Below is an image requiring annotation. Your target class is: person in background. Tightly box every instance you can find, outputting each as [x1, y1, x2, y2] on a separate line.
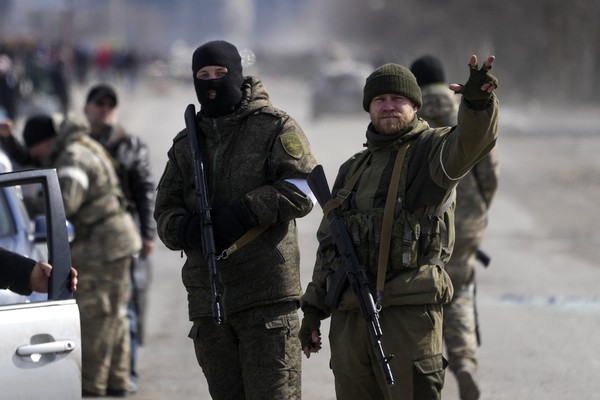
[154, 40, 317, 399]
[0, 54, 19, 122]
[411, 55, 500, 400]
[300, 55, 499, 399]
[0, 247, 78, 295]
[83, 83, 156, 393]
[0, 83, 156, 394]
[18, 114, 141, 398]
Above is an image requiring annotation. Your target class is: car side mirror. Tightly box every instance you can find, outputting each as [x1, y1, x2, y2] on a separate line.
[33, 215, 75, 243]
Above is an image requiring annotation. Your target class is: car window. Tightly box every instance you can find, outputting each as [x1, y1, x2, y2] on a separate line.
[0, 188, 17, 236]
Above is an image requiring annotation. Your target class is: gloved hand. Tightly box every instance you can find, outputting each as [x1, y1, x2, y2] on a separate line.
[179, 213, 203, 250]
[299, 309, 322, 358]
[452, 55, 498, 108]
[211, 199, 254, 253]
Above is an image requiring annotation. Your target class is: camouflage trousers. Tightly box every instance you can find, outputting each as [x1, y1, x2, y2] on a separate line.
[330, 304, 447, 400]
[443, 236, 481, 371]
[75, 256, 132, 395]
[443, 285, 477, 371]
[189, 301, 301, 400]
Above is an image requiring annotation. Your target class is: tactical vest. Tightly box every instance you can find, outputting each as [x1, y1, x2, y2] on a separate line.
[325, 129, 455, 283]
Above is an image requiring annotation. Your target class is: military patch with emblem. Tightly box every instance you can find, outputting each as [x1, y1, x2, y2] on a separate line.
[279, 132, 305, 159]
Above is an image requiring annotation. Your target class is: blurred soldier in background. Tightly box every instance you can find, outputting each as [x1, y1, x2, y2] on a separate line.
[411, 55, 500, 400]
[154, 40, 317, 399]
[0, 54, 19, 122]
[17, 114, 141, 397]
[0, 84, 155, 394]
[83, 83, 156, 393]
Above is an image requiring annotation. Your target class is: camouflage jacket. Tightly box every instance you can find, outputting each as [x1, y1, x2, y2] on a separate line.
[301, 94, 499, 316]
[154, 76, 317, 320]
[453, 149, 499, 240]
[418, 83, 459, 127]
[40, 120, 141, 264]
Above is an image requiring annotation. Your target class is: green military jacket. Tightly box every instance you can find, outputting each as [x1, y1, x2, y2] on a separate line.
[418, 83, 500, 240]
[39, 119, 141, 265]
[301, 94, 499, 316]
[154, 76, 317, 320]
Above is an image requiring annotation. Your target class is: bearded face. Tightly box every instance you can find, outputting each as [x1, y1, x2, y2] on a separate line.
[368, 94, 417, 135]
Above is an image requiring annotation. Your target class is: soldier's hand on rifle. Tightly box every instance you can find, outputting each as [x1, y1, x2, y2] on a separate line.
[211, 200, 253, 252]
[299, 310, 322, 358]
[179, 213, 203, 250]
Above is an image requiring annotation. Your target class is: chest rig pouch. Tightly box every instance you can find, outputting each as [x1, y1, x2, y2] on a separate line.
[322, 132, 455, 307]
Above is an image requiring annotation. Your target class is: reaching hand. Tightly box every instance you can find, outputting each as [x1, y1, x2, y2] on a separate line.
[0, 119, 13, 138]
[29, 262, 78, 293]
[29, 261, 52, 293]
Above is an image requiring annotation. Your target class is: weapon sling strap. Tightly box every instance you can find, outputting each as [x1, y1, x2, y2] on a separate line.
[217, 226, 266, 260]
[216, 113, 289, 260]
[376, 142, 410, 307]
[322, 153, 372, 217]
[319, 142, 410, 306]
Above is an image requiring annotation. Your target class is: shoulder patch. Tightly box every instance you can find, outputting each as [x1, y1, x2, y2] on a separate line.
[279, 132, 305, 159]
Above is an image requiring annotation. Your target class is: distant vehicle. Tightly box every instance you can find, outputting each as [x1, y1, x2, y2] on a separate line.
[310, 59, 372, 120]
[0, 168, 81, 399]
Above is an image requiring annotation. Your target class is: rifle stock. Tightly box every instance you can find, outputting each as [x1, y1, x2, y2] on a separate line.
[184, 104, 224, 325]
[307, 165, 394, 386]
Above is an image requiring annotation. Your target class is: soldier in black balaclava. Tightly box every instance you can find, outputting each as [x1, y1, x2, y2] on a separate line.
[191, 40, 245, 117]
[155, 40, 318, 399]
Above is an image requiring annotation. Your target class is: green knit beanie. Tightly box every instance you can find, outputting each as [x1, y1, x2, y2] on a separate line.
[363, 63, 422, 111]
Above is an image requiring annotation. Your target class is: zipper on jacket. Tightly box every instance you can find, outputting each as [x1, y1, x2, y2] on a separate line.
[209, 118, 221, 202]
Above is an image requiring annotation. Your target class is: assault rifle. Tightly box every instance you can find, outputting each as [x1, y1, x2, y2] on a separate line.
[184, 104, 224, 325]
[307, 165, 395, 386]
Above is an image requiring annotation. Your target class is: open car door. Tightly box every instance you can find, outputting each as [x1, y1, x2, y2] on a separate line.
[0, 169, 81, 399]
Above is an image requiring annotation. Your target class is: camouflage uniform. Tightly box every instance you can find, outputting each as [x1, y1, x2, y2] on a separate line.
[301, 91, 499, 399]
[154, 76, 317, 399]
[419, 83, 499, 400]
[38, 119, 141, 396]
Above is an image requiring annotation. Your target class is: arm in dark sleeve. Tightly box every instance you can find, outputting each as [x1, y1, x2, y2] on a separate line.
[154, 147, 188, 251]
[0, 248, 36, 295]
[128, 137, 157, 240]
[0, 134, 33, 166]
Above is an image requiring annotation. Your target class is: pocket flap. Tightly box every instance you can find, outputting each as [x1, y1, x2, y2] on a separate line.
[413, 354, 448, 375]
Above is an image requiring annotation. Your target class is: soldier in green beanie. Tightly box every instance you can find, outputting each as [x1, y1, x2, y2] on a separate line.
[300, 55, 499, 399]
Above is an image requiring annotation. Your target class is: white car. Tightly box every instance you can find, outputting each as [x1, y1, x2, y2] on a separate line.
[0, 169, 81, 399]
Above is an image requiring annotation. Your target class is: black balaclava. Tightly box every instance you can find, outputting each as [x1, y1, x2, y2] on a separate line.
[409, 55, 446, 87]
[192, 40, 244, 118]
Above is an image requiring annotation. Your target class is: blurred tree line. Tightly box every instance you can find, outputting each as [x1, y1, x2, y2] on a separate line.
[317, 0, 600, 105]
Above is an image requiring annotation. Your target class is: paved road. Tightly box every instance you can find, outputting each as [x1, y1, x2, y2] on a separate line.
[76, 77, 600, 399]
